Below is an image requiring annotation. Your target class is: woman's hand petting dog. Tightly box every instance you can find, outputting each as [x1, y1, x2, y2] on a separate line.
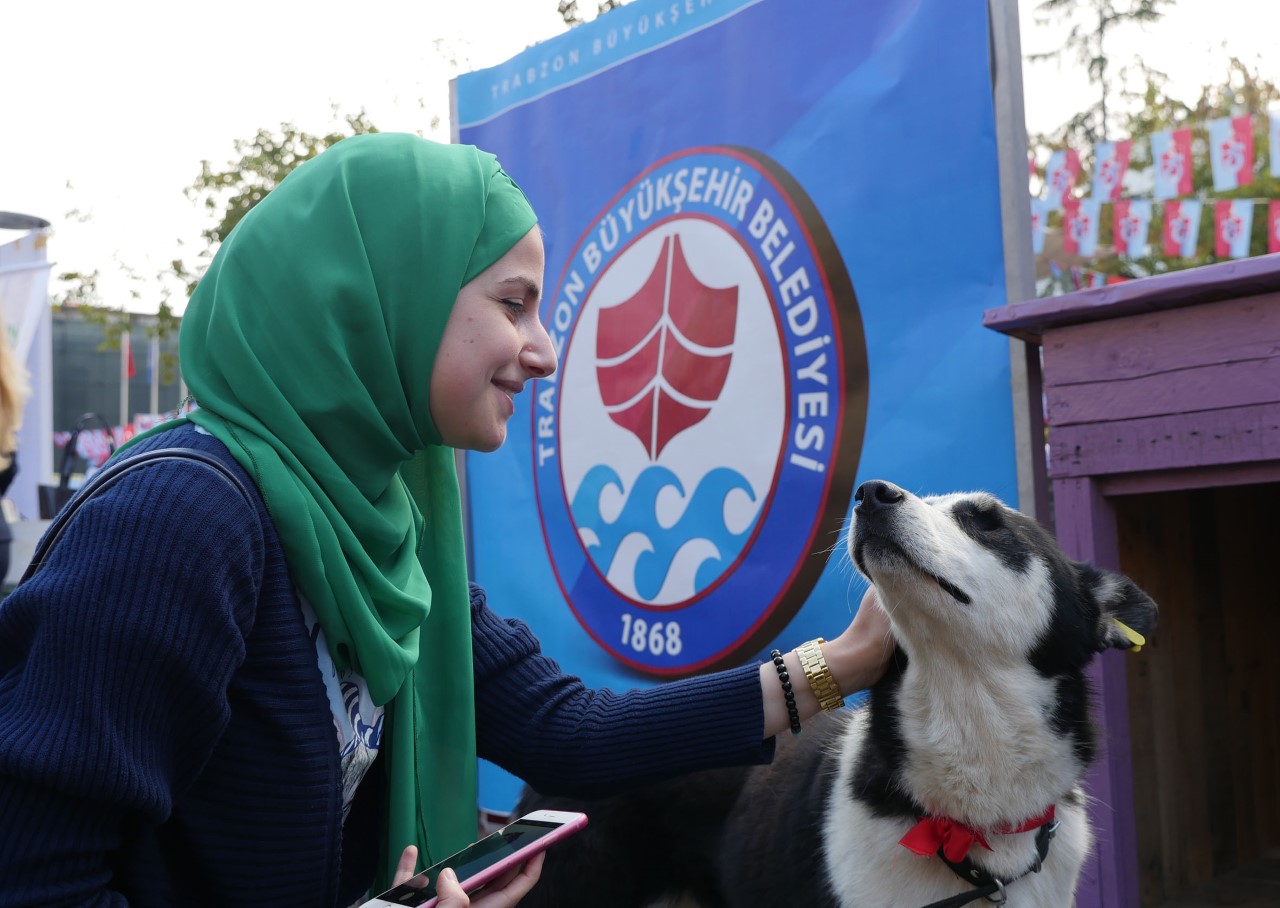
[825, 586, 895, 696]
[759, 587, 895, 738]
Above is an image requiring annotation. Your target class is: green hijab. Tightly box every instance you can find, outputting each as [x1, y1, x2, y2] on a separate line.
[164, 133, 536, 885]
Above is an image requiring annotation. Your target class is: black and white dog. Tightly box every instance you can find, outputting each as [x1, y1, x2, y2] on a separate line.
[517, 480, 1158, 907]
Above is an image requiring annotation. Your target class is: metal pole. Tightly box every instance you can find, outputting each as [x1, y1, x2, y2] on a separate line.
[149, 332, 160, 415]
[989, 0, 1050, 523]
[119, 326, 130, 433]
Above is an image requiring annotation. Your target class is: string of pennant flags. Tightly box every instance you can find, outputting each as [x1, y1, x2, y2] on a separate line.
[1046, 262, 1130, 292]
[1031, 106, 1280, 262]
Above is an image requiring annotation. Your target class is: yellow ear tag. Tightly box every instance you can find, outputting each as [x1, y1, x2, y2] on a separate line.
[1112, 618, 1145, 653]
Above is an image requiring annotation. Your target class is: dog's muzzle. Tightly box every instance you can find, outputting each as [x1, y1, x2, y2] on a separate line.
[850, 480, 971, 605]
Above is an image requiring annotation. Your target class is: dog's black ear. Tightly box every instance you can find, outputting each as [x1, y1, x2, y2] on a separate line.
[1084, 566, 1159, 653]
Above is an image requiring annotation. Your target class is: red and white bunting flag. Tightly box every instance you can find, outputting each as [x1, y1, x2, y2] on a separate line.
[1269, 104, 1280, 178]
[1268, 201, 1280, 254]
[1162, 199, 1203, 259]
[1113, 199, 1153, 257]
[1042, 149, 1080, 211]
[1061, 198, 1079, 254]
[1092, 139, 1132, 202]
[1063, 198, 1101, 257]
[1207, 115, 1254, 191]
[1030, 198, 1048, 254]
[1151, 128, 1193, 200]
[1214, 200, 1254, 259]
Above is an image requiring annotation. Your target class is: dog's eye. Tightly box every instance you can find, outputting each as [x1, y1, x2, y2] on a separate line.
[958, 504, 1003, 532]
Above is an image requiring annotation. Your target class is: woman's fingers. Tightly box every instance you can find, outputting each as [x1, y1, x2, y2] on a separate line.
[393, 845, 419, 886]
[396, 846, 547, 907]
[434, 867, 471, 907]
[471, 851, 546, 907]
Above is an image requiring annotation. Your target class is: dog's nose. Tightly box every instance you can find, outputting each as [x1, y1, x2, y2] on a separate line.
[854, 480, 905, 513]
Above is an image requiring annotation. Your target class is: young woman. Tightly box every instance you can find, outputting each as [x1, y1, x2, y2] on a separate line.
[0, 134, 891, 907]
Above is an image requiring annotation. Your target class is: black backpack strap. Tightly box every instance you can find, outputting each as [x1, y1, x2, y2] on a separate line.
[21, 446, 255, 585]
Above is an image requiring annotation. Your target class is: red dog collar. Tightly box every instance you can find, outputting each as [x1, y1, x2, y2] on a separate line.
[900, 805, 1057, 862]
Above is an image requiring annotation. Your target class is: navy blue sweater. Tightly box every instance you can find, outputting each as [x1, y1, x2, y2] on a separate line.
[0, 425, 771, 906]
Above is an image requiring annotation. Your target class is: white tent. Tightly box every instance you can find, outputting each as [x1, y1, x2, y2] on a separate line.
[0, 228, 54, 524]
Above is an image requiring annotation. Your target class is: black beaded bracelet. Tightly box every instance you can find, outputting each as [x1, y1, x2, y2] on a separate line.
[770, 648, 802, 736]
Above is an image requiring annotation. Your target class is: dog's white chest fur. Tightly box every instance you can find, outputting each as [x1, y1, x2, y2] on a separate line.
[895, 654, 1079, 825]
[822, 711, 1090, 907]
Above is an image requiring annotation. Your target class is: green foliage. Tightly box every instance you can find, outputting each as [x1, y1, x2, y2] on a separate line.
[52, 269, 103, 311]
[53, 268, 129, 352]
[148, 279, 183, 385]
[53, 268, 182, 385]
[1114, 59, 1279, 276]
[50, 200, 185, 381]
[559, 0, 582, 24]
[153, 108, 381, 365]
[53, 107, 388, 389]
[1028, 0, 1175, 144]
[56, 103, 406, 384]
[1034, 58, 1279, 287]
[185, 109, 379, 251]
[560, 0, 626, 27]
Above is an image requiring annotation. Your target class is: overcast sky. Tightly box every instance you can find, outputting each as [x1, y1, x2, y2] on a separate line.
[3, 0, 1275, 312]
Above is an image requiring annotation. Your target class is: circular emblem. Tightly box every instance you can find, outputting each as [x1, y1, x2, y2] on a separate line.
[534, 146, 867, 675]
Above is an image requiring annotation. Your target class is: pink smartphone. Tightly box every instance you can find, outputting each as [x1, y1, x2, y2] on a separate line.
[364, 809, 588, 908]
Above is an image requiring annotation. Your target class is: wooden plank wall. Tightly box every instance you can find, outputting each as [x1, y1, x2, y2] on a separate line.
[1041, 294, 1280, 481]
[1115, 483, 1280, 907]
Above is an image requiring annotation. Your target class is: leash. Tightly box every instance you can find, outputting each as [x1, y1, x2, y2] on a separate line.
[916, 818, 1059, 908]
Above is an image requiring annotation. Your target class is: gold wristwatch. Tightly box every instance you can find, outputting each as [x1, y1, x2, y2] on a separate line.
[796, 638, 844, 712]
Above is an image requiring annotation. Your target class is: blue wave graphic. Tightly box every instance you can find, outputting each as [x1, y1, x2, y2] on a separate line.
[571, 464, 758, 601]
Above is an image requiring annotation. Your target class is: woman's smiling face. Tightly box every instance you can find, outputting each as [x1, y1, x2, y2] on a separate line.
[429, 226, 557, 452]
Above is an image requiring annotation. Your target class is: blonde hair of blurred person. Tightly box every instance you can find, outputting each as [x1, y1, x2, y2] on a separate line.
[0, 327, 29, 477]
[0, 326, 29, 584]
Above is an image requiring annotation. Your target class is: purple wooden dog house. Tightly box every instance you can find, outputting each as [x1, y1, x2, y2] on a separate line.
[985, 254, 1280, 907]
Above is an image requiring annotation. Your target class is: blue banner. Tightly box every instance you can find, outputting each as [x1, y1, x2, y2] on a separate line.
[457, 0, 1014, 814]
[455, 0, 763, 127]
